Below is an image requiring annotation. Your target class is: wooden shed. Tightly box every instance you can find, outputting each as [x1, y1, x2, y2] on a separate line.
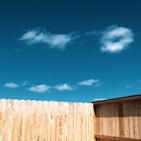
[92, 94, 141, 141]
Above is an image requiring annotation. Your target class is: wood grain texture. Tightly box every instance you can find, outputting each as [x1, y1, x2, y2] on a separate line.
[94, 98, 141, 140]
[1, 95, 141, 141]
[0, 99, 94, 141]
[95, 134, 141, 141]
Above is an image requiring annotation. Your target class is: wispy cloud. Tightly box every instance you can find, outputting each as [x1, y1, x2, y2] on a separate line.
[125, 80, 141, 89]
[21, 80, 29, 86]
[55, 83, 75, 91]
[29, 84, 51, 93]
[93, 98, 106, 101]
[78, 79, 99, 86]
[4, 82, 19, 88]
[15, 48, 21, 53]
[85, 30, 101, 36]
[20, 28, 78, 50]
[94, 81, 104, 87]
[125, 85, 132, 89]
[100, 25, 134, 53]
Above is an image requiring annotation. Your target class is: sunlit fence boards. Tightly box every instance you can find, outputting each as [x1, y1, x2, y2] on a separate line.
[93, 94, 141, 141]
[1, 94, 141, 141]
[0, 99, 95, 141]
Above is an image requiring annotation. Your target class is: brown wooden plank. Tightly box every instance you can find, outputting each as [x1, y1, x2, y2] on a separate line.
[95, 105, 100, 135]
[137, 100, 141, 139]
[118, 103, 124, 137]
[82, 103, 86, 141]
[5, 100, 13, 141]
[89, 103, 95, 141]
[101, 104, 107, 135]
[19, 100, 25, 141]
[68, 103, 74, 141]
[57, 102, 64, 141]
[122, 102, 129, 138]
[25, 100, 32, 141]
[129, 101, 134, 139]
[43, 101, 49, 141]
[53, 101, 58, 141]
[77, 103, 83, 141]
[12, 100, 20, 141]
[39, 101, 44, 141]
[0, 99, 6, 140]
[73, 103, 77, 141]
[48, 101, 54, 141]
[75, 103, 80, 141]
[92, 104, 96, 141]
[64, 102, 69, 141]
[88, 103, 91, 141]
[51, 102, 55, 141]
[31, 100, 36, 140]
[113, 103, 119, 137]
[81, 103, 85, 141]
[84, 103, 89, 141]
[62, 102, 68, 141]
[46, 101, 51, 141]
[134, 100, 140, 139]
[95, 134, 141, 141]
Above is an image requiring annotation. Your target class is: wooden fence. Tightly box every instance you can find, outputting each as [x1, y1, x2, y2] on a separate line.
[1, 94, 141, 141]
[0, 99, 95, 141]
[93, 94, 141, 141]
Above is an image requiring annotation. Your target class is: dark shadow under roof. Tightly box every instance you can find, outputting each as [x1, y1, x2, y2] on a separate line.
[92, 94, 141, 105]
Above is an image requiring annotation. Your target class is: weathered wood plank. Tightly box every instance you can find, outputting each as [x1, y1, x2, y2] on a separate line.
[68, 103, 74, 141]
[94, 96, 141, 140]
[95, 134, 141, 141]
[1, 95, 141, 141]
[0, 100, 94, 141]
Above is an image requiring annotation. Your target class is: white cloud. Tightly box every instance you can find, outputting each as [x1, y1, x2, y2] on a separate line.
[4, 82, 19, 88]
[93, 98, 106, 101]
[55, 83, 75, 91]
[20, 28, 77, 50]
[78, 79, 99, 86]
[29, 84, 51, 93]
[100, 25, 134, 53]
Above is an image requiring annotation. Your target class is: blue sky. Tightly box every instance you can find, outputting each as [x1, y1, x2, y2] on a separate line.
[0, 0, 141, 102]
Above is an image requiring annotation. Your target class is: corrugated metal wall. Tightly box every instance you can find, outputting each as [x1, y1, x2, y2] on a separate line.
[0, 99, 95, 141]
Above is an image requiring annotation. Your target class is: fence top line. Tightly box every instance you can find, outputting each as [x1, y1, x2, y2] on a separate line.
[0, 98, 91, 104]
[92, 94, 141, 105]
